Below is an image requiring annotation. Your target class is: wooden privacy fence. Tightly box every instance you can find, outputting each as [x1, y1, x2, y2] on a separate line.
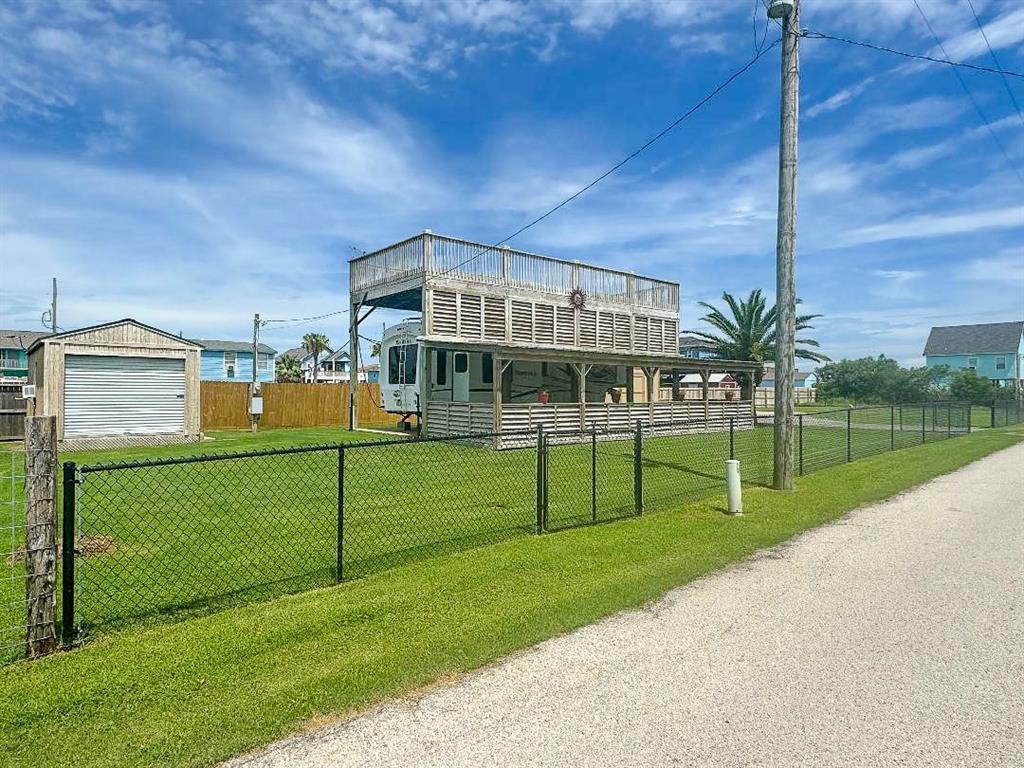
[0, 389, 28, 440]
[200, 382, 398, 431]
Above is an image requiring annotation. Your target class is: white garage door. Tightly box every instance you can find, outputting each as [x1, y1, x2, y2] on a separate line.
[64, 355, 186, 438]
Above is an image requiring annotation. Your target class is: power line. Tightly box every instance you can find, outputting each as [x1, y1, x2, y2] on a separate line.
[908, 0, 1023, 183]
[800, 29, 1024, 78]
[964, 0, 1024, 128]
[261, 309, 349, 330]
[406, 37, 781, 285]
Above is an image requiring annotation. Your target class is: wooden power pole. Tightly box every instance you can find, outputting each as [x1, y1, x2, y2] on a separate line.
[251, 313, 260, 433]
[772, 0, 799, 490]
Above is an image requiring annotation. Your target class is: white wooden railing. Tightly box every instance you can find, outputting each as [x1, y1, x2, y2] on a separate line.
[350, 233, 680, 311]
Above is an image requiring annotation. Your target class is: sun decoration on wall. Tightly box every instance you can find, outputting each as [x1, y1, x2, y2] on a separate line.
[568, 287, 588, 311]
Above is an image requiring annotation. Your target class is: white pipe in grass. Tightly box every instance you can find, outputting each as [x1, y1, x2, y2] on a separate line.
[726, 459, 743, 515]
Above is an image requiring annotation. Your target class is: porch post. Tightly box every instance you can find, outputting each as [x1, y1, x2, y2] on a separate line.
[644, 366, 656, 424]
[348, 298, 360, 431]
[493, 353, 503, 448]
[575, 363, 588, 433]
[701, 369, 710, 424]
[423, 344, 433, 436]
[671, 369, 681, 401]
[626, 366, 635, 404]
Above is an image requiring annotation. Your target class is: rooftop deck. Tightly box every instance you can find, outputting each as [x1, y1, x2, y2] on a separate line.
[349, 232, 680, 312]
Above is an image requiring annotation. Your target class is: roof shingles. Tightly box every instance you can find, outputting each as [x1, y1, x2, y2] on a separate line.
[922, 321, 1024, 356]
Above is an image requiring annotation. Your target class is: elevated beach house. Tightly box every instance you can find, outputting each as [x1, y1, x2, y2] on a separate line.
[923, 321, 1024, 391]
[348, 231, 760, 444]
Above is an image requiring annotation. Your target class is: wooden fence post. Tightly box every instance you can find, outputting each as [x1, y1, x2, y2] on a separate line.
[25, 416, 58, 659]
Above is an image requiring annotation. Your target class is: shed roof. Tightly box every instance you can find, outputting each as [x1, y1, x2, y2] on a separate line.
[0, 329, 48, 350]
[27, 318, 202, 353]
[194, 339, 277, 354]
[922, 321, 1023, 356]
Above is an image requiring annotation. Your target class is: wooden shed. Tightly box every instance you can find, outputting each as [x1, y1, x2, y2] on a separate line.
[27, 319, 201, 448]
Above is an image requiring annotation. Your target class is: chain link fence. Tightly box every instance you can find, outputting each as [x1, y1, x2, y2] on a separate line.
[53, 400, 986, 649]
[2, 448, 26, 665]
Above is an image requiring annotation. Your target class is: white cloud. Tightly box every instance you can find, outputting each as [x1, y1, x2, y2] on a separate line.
[839, 206, 1024, 246]
[957, 250, 1024, 283]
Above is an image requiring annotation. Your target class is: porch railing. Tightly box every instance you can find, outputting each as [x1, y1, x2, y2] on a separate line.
[350, 233, 680, 311]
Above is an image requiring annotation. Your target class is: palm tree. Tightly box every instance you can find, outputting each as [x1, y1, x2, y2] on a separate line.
[274, 354, 303, 383]
[302, 332, 330, 384]
[685, 289, 829, 399]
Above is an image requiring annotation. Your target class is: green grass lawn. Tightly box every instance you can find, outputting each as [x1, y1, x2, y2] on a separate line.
[0, 415, 978, 661]
[1, 426, 1019, 768]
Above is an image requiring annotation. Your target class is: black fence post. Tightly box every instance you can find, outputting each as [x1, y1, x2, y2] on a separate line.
[729, 417, 735, 460]
[967, 404, 972, 433]
[633, 422, 643, 516]
[890, 405, 895, 451]
[990, 400, 996, 428]
[535, 425, 545, 534]
[922, 405, 926, 444]
[947, 404, 951, 438]
[798, 414, 804, 476]
[591, 427, 597, 523]
[846, 408, 852, 463]
[61, 461, 76, 649]
[336, 447, 345, 583]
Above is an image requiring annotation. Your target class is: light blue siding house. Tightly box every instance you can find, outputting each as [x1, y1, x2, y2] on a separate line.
[195, 339, 277, 383]
[678, 334, 717, 360]
[923, 321, 1023, 390]
[1, 329, 46, 381]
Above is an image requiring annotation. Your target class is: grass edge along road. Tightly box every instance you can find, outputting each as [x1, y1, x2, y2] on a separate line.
[2, 427, 1021, 768]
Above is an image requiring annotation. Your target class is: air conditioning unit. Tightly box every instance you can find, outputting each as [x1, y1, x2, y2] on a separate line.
[21, 384, 36, 399]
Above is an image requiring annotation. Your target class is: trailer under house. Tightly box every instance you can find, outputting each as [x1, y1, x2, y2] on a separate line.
[348, 231, 761, 447]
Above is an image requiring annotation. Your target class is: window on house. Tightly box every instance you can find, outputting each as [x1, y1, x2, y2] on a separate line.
[224, 351, 236, 378]
[258, 353, 270, 371]
[967, 357, 978, 370]
[435, 350, 447, 386]
[481, 352, 493, 384]
[996, 357, 1006, 370]
[454, 352, 468, 374]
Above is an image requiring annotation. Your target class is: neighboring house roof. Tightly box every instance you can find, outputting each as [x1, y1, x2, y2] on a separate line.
[193, 339, 277, 354]
[281, 347, 307, 360]
[923, 321, 1024, 356]
[322, 348, 350, 363]
[0, 329, 48, 350]
[762, 365, 815, 384]
[678, 334, 715, 349]
[680, 373, 736, 385]
[26, 318, 201, 353]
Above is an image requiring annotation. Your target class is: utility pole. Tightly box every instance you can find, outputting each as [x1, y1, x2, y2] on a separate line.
[50, 278, 57, 334]
[251, 313, 260, 433]
[770, 0, 799, 490]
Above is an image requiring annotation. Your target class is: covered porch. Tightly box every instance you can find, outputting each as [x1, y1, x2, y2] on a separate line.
[420, 339, 760, 447]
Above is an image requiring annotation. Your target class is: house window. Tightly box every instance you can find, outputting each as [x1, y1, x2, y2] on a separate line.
[967, 357, 977, 370]
[435, 350, 447, 386]
[481, 352, 493, 384]
[258, 353, 270, 372]
[224, 351, 236, 378]
[996, 356, 1006, 371]
[454, 352, 468, 374]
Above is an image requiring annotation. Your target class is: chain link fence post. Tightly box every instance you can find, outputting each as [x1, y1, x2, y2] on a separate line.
[798, 413, 804, 476]
[633, 422, 643, 516]
[846, 407, 852, 463]
[590, 427, 597, 524]
[921, 405, 926, 444]
[990, 399, 996, 428]
[890, 405, 895, 451]
[60, 461, 77, 649]
[535, 425, 545, 534]
[336, 446, 345, 583]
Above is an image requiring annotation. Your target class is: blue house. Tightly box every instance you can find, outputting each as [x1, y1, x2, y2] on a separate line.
[678, 334, 717, 360]
[923, 321, 1023, 390]
[760, 364, 817, 389]
[195, 339, 277, 382]
[0, 329, 47, 382]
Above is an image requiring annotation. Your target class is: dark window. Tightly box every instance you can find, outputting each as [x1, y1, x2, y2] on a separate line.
[403, 344, 418, 384]
[435, 350, 447, 386]
[481, 352, 493, 384]
[455, 352, 468, 374]
[388, 346, 400, 384]
[389, 344, 418, 384]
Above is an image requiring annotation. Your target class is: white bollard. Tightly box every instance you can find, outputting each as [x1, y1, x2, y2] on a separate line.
[725, 459, 743, 515]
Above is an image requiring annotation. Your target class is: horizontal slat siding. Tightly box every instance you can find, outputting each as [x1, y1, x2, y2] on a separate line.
[425, 402, 495, 436]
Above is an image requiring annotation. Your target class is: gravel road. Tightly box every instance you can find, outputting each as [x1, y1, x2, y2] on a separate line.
[230, 442, 1024, 768]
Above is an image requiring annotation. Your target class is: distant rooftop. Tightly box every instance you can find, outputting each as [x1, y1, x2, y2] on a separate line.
[922, 321, 1024, 356]
[0, 329, 48, 349]
[194, 339, 277, 354]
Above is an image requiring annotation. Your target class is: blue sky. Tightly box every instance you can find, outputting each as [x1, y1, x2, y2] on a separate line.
[1, 0, 1022, 366]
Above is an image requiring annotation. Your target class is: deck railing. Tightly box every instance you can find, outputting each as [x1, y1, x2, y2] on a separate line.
[350, 233, 680, 311]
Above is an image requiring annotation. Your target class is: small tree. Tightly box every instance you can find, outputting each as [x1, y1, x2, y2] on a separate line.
[302, 332, 329, 384]
[686, 289, 828, 399]
[274, 354, 303, 383]
[815, 356, 947, 404]
[948, 369, 995, 405]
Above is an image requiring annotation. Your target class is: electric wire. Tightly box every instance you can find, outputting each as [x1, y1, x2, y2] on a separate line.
[963, 0, 1024, 128]
[909, 0, 1022, 182]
